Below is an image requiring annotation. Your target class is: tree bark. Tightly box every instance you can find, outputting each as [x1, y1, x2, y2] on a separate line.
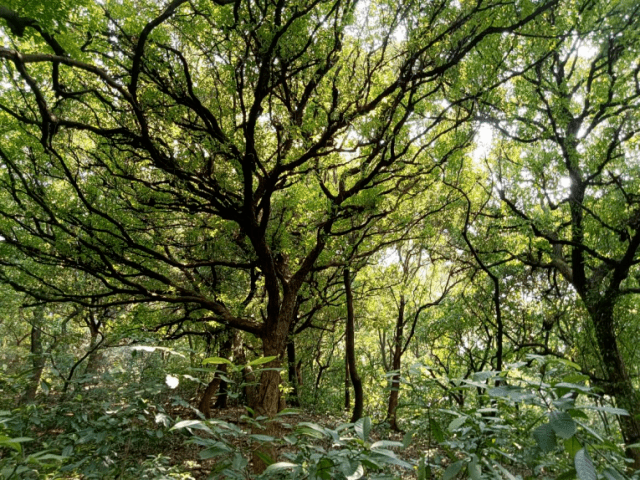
[83, 310, 103, 378]
[344, 268, 363, 422]
[589, 301, 640, 468]
[198, 364, 226, 418]
[286, 340, 300, 407]
[345, 355, 350, 410]
[387, 295, 405, 431]
[200, 329, 234, 415]
[251, 333, 286, 473]
[20, 317, 45, 405]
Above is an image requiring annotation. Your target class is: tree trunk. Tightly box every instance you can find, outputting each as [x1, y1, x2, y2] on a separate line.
[20, 319, 45, 405]
[84, 311, 103, 378]
[590, 302, 640, 468]
[198, 364, 227, 418]
[286, 340, 300, 407]
[251, 334, 286, 473]
[344, 356, 350, 410]
[387, 295, 405, 431]
[344, 268, 363, 423]
[213, 378, 228, 409]
[200, 329, 234, 414]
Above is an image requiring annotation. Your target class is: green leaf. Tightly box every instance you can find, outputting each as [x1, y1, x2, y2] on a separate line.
[217, 374, 234, 383]
[443, 460, 463, 480]
[533, 423, 557, 453]
[567, 409, 589, 420]
[0, 434, 31, 453]
[276, 408, 300, 416]
[583, 406, 629, 416]
[354, 417, 371, 441]
[564, 437, 582, 457]
[574, 449, 596, 480]
[40, 380, 50, 395]
[249, 434, 275, 442]
[345, 463, 364, 480]
[202, 357, 233, 365]
[554, 383, 591, 393]
[468, 457, 482, 480]
[371, 440, 403, 449]
[255, 450, 274, 466]
[417, 456, 428, 480]
[430, 419, 445, 443]
[402, 430, 413, 449]
[171, 420, 212, 433]
[602, 467, 625, 480]
[339, 459, 362, 478]
[199, 445, 231, 459]
[247, 356, 277, 367]
[448, 416, 466, 432]
[550, 411, 577, 439]
[556, 469, 577, 480]
[494, 463, 518, 480]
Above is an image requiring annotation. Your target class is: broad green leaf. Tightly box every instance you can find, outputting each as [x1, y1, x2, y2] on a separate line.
[346, 463, 364, 480]
[532, 423, 557, 453]
[448, 416, 467, 432]
[564, 437, 582, 457]
[202, 357, 233, 365]
[443, 460, 463, 480]
[247, 356, 277, 367]
[468, 457, 482, 480]
[317, 457, 334, 480]
[550, 411, 577, 439]
[567, 409, 589, 420]
[339, 459, 362, 478]
[402, 430, 413, 449]
[255, 450, 274, 466]
[574, 449, 596, 480]
[199, 445, 231, 459]
[354, 417, 371, 441]
[583, 406, 628, 416]
[602, 467, 625, 480]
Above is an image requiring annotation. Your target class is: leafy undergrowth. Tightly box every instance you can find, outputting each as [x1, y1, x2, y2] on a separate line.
[2, 357, 640, 479]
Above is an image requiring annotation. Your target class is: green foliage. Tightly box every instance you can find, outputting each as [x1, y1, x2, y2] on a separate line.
[403, 357, 637, 480]
[173, 414, 412, 480]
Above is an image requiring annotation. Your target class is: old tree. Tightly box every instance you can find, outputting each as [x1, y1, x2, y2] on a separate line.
[0, 0, 558, 419]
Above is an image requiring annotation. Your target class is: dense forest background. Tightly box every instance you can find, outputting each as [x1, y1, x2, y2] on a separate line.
[1, 0, 640, 478]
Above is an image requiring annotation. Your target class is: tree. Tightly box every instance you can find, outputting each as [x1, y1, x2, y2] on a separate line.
[0, 0, 558, 424]
[477, 0, 640, 465]
[376, 243, 459, 430]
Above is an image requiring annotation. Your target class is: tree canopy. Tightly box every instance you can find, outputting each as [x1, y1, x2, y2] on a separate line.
[1, 0, 640, 477]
